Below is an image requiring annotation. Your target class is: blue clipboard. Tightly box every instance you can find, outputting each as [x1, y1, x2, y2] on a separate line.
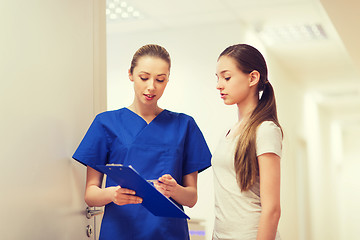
[96, 164, 190, 219]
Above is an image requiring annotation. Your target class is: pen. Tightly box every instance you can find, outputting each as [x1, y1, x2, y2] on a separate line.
[147, 179, 157, 183]
[147, 179, 163, 183]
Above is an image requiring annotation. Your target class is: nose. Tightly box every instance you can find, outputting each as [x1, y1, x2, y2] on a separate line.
[147, 79, 156, 91]
[216, 79, 224, 90]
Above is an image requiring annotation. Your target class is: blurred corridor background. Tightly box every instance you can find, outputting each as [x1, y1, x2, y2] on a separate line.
[1, 0, 359, 239]
[106, 0, 360, 239]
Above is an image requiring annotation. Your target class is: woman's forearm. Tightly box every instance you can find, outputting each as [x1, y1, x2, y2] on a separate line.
[257, 208, 281, 240]
[85, 185, 117, 207]
[171, 185, 197, 208]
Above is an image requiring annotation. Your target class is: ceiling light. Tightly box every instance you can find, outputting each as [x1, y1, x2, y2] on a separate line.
[109, 13, 117, 20]
[106, 0, 142, 22]
[121, 12, 129, 18]
[120, 2, 127, 7]
[257, 23, 328, 45]
[132, 11, 140, 17]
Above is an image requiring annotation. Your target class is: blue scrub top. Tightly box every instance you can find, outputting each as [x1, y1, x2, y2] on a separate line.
[73, 108, 212, 240]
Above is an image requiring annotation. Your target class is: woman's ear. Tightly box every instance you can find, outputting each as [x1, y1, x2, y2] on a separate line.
[128, 69, 134, 82]
[249, 70, 260, 87]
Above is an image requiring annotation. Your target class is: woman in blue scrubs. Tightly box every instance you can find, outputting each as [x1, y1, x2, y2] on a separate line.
[73, 44, 211, 240]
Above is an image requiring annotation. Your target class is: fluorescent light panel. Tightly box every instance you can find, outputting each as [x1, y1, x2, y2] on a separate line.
[258, 23, 328, 45]
[106, 0, 142, 22]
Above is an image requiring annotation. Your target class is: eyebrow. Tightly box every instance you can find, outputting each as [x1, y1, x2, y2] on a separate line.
[139, 71, 167, 76]
[216, 70, 230, 76]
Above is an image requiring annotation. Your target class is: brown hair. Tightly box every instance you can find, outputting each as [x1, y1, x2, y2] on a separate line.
[219, 44, 283, 191]
[129, 44, 171, 74]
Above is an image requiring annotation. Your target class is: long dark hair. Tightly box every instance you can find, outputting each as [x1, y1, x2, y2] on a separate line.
[219, 44, 282, 191]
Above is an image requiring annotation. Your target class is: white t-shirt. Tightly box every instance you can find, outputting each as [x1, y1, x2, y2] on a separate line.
[212, 121, 282, 240]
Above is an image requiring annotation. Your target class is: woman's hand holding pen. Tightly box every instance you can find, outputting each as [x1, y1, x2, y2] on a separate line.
[112, 186, 143, 206]
[153, 173, 198, 208]
[153, 174, 179, 198]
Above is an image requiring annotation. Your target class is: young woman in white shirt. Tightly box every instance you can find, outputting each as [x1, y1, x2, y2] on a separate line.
[212, 44, 283, 240]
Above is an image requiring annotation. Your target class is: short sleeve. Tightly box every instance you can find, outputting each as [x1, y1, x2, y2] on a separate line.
[182, 116, 212, 175]
[72, 114, 109, 170]
[256, 121, 282, 158]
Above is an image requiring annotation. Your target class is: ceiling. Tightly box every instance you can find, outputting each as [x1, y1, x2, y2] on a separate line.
[106, 0, 360, 132]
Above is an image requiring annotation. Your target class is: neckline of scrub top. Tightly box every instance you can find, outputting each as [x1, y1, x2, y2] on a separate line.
[123, 107, 167, 125]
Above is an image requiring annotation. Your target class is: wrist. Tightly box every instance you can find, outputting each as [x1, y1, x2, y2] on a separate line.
[105, 186, 118, 203]
[171, 183, 183, 198]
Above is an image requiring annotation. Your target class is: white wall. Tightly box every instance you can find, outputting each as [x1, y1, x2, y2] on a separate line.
[107, 21, 302, 239]
[340, 126, 360, 239]
[266, 56, 303, 240]
[302, 91, 360, 240]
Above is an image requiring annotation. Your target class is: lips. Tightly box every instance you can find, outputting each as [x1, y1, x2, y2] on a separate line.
[144, 94, 155, 100]
[220, 93, 227, 99]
